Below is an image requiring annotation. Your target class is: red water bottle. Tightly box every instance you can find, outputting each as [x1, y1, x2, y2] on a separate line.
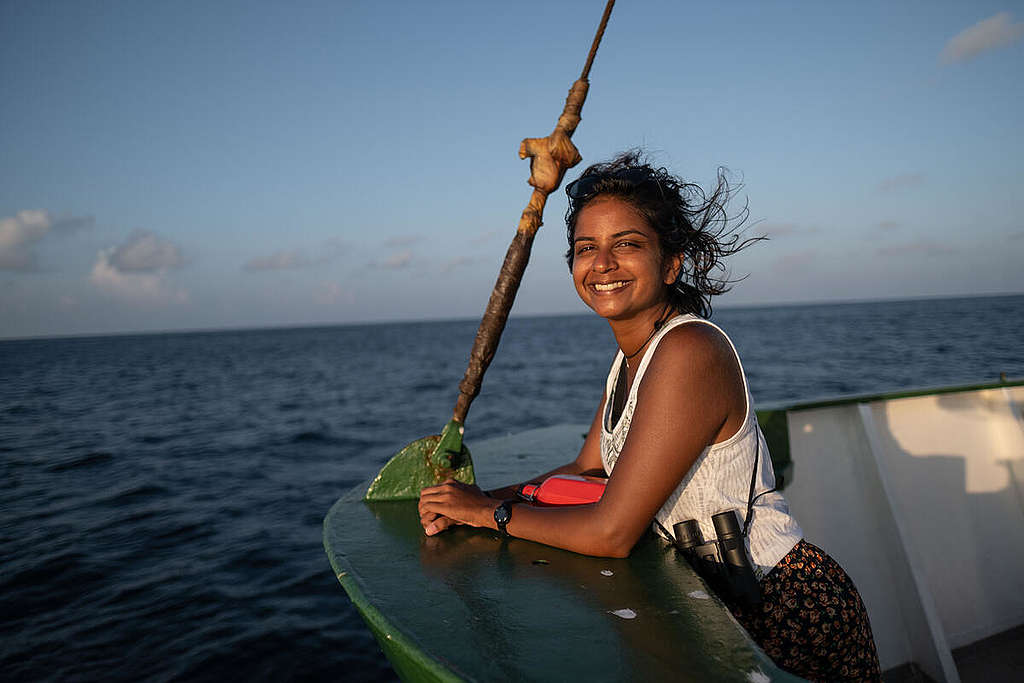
[516, 474, 607, 505]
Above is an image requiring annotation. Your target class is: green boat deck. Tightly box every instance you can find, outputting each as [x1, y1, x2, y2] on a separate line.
[324, 424, 801, 682]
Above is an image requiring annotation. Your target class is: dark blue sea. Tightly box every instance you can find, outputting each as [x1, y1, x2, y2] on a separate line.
[2, 295, 1022, 681]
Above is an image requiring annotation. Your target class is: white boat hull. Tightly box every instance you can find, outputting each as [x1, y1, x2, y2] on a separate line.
[781, 383, 1024, 683]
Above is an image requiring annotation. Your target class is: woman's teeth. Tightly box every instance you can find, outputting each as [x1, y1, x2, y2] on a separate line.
[594, 281, 628, 292]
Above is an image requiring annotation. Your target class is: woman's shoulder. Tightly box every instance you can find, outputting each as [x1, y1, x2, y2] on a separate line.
[654, 318, 738, 370]
[639, 318, 748, 439]
[639, 318, 745, 399]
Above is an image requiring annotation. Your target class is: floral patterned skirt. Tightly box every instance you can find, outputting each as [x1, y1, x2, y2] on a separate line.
[728, 540, 882, 682]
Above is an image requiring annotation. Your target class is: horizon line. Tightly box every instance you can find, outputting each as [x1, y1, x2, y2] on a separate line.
[2, 290, 1021, 344]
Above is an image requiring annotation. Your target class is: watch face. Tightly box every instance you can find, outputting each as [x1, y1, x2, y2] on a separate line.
[495, 505, 511, 525]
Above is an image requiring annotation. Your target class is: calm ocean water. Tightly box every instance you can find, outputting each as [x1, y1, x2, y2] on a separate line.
[2, 295, 1022, 681]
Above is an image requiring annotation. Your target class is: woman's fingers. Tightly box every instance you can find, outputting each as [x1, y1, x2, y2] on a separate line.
[420, 510, 449, 528]
[418, 483, 455, 514]
[418, 479, 472, 511]
[424, 515, 457, 536]
[419, 510, 460, 536]
[418, 479, 493, 532]
[418, 481, 466, 536]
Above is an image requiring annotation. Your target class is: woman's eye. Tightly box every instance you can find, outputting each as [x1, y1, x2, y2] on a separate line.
[575, 245, 594, 255]
[616, 240, 639, 248]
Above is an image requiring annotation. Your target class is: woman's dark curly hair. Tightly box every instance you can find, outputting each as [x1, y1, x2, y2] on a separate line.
[564, 150, 761, 319]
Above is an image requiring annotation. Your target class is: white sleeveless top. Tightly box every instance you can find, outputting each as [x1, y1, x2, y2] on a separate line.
[600, 314, 802, 578]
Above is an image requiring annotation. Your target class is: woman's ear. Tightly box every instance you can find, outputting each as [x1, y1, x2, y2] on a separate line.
[663, 253, 684, 285]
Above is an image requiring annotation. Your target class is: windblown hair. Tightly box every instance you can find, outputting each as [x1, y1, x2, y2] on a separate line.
[564, 150, 761, 318]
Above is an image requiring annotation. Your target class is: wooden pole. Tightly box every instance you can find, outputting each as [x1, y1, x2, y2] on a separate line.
[452, 0, 616, 424]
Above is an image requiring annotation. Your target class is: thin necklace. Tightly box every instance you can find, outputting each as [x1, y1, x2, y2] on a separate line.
[623, 308, 674, 362]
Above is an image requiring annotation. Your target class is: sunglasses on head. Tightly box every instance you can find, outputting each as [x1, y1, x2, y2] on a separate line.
[565, 167, 659, 204]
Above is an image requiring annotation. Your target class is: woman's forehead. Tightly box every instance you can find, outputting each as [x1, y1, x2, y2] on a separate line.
[575, 196, 654, 235]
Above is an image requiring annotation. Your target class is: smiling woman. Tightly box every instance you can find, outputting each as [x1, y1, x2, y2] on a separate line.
[569, 198, 680, 327]
[418, 152, 882, 681]
[564, 151, 758, 320]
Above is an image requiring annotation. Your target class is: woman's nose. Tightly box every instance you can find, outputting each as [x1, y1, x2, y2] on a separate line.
[592, 248, 616, 273]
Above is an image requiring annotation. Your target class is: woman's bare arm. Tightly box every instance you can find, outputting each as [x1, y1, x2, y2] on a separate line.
[419, 324, 746, 557]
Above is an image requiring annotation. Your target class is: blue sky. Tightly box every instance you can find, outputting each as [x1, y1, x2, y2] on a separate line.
[2, 1, 1022, 338]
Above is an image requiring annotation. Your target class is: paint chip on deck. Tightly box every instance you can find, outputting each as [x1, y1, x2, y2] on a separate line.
[608, 608, 636, 619]
[688, 590, 710, 600]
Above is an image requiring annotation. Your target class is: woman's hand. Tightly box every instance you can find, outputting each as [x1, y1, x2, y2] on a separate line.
[418, 479, 499, 536]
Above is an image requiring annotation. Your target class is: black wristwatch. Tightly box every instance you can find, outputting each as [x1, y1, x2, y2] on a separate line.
[494, 500, 517, 536]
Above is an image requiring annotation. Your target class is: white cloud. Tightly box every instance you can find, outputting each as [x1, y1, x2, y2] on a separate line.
[878, 173, 924, 193]
[89, 231, 187, 304]
[941, 12, 1024, 64]
[110, 229, 183, 271]
[0, 210, 49, 270]
[0, 209, 93, 271]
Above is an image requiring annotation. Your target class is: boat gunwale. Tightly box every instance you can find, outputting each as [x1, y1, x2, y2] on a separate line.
[759, 377, 1024, 413]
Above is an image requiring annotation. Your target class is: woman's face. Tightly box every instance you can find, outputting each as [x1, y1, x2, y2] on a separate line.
[571, 196, 681, 322]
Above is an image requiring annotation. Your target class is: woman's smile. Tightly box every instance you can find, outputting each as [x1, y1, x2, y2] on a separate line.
[592, 280, 630, 292]
[571, 197, 679, 322]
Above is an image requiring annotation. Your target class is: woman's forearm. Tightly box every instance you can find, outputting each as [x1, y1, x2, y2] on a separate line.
[501, 502, 636, 558]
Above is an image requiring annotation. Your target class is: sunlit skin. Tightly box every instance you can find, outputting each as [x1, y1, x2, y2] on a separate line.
[418, 196, 747, 558]
[570, 196, 681, 336]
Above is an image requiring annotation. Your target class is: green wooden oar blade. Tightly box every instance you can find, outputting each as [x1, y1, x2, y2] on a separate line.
[364, 420, 475, 501]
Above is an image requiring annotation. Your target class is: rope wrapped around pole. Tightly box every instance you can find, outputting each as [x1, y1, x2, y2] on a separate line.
[452, 0, 616, 424]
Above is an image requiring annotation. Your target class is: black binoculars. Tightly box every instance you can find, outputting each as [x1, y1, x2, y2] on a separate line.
[672, 509, 762, 610]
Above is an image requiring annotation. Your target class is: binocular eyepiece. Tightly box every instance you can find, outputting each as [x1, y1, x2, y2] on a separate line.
[671, 510, 762, 609]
